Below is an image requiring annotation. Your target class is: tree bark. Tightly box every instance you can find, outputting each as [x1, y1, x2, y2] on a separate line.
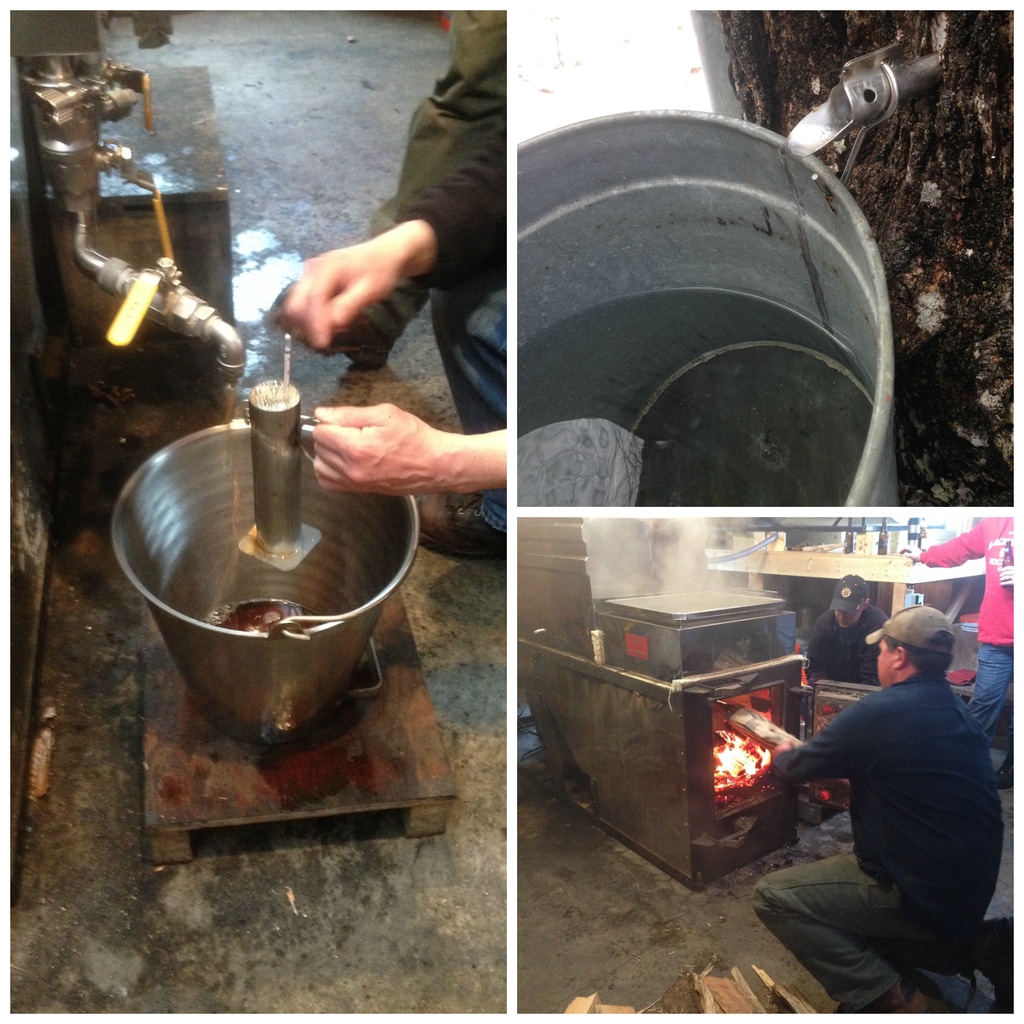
[717, 11, 1012, 505]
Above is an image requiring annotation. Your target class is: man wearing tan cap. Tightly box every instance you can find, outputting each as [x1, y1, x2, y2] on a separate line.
[753, 605, 1007, 1013]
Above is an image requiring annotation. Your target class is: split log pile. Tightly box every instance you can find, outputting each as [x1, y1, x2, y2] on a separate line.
[564, 965, 818, 1014]
[564, 993, 635, 1013]
[692, 964, 817, 1014]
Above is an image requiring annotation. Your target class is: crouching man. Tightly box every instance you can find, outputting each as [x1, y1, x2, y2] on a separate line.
[753, 605, 1009, 1012]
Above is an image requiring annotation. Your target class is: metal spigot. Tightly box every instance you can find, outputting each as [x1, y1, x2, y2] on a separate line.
[21, 55, 151, 213]
[147, 259, 247, 383]
[97, 140, 133, 175]
[787, 44, 942, 184]
[74, 227, 245, 384]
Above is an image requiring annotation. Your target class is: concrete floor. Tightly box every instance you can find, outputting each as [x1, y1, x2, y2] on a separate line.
[11, 12, 506, 1013]
[518, 720, 1012, 1013]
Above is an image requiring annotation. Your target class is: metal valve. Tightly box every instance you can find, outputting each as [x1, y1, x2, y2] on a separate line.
[35, 85, 86, 125]
[787, 44, 942, 184]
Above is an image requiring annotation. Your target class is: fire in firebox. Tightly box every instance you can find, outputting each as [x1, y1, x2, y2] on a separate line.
[713, 730, 774, 811]
[714, 731, 772, 787]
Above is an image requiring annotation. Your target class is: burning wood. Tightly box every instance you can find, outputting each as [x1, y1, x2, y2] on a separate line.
[727, 706, 803, 751]
[713, 731, 772, 792]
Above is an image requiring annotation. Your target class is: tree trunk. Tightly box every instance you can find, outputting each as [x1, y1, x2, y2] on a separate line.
[717, 11, 1012, 505]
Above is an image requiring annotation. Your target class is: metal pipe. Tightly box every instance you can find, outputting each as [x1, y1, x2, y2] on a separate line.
[248, 381, 303, 559]
[891, 52, 943, 106]
[706, 532, 781, 564]
[20, 16, 245, 384]
[205, 317, 246, 382]
[72, 213, 246, 384]
[72, 214, 107, 277]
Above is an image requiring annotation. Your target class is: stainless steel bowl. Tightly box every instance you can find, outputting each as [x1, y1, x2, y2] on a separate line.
[112, 421, 418, 743]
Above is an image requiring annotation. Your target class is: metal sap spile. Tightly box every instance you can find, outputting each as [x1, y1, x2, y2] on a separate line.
[787, 43, 942, 183]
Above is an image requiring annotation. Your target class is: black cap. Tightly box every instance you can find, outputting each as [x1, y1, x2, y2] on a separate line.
[831, 574, 869, 612]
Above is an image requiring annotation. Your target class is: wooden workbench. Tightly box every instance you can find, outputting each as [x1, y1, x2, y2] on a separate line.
[707, 545, 985, 617]
[708, 539, 1003, 725]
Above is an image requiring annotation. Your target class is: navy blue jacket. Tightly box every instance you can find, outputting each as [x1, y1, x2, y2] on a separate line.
[773, 674, 1003, 943]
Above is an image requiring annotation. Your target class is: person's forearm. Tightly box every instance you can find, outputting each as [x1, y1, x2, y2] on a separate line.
[435, 430, 507, 493]
[403, 136, 506, 288]
[383, 218, 438, 278]
[918, 522, 988, 567]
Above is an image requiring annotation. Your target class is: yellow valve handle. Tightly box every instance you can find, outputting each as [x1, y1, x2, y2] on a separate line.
[143, 73, 153, 131]
[152, 189, 174, 261]
[107, 271, 161, 347]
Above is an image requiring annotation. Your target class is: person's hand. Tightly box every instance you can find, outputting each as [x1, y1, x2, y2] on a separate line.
[773, 740, 795, 756]
[310, 404, 454, 495]
[900, 546, 923, 563]
[999, 564, 1014, 588]
[277, 221, 437, 349]
[310, 404, 507, 496]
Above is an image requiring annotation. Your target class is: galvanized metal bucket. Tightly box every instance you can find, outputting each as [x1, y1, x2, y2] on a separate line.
[518, 111, 897, 505]
[112, 422, 418, 744]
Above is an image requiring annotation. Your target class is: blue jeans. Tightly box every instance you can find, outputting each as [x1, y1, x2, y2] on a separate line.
[430, 265, 506, 532]
[753, 854, 946, 1010]
[970, 644, 1013, 744]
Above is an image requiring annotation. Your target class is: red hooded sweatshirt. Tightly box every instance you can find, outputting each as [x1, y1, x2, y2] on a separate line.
[920, 517, 1014, 647]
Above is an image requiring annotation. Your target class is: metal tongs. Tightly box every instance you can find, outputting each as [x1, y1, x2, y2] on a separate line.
[786, 44, 942, 185]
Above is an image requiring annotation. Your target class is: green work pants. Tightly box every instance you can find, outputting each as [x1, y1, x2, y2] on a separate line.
[753, 854, 951, 1010]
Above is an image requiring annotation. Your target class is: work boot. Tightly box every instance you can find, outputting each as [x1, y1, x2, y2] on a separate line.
[854, 979, 931, 1012]
[972, 917, 1013, 1011]
[417, 492, 506, 558]
[995, 747, 1013, 790]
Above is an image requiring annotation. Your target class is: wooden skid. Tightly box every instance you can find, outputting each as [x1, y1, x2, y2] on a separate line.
[142, 594, 456, 863]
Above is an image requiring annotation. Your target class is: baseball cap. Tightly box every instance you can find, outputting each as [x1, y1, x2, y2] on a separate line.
[865, 605, 955, 653]
[830, 574, 869, 612]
